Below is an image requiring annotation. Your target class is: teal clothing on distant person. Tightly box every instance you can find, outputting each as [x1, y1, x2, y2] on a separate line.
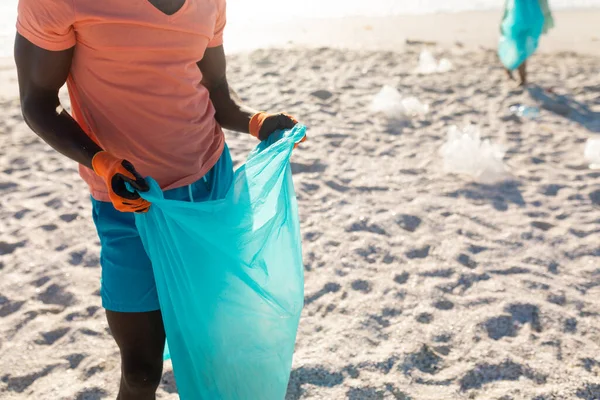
[498, 0, 554, 71]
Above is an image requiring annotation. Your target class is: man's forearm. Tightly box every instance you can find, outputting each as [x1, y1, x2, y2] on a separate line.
[22, 96, 102, 169]
[208, 79, 256, 134]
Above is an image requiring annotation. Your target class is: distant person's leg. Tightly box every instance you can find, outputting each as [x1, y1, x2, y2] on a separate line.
[518, 60, 527, 86]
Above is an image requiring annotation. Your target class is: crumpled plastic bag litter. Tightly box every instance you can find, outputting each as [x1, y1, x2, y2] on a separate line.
[439, 125, 510, 184]
[585, 138, 600, 169]
[414, 50, 453, 74]
[370, 85, 429, 120]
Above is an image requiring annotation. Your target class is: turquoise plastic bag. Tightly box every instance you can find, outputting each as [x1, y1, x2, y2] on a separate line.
[134, 125, 306, 399]
[498, 0, 545, 71]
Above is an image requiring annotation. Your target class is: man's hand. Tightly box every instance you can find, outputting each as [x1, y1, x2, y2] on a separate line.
[250, 112, 306, 146]
[92, 152, 151, 213]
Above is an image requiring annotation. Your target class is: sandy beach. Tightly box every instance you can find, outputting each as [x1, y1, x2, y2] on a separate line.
[1, 9, 600, 400]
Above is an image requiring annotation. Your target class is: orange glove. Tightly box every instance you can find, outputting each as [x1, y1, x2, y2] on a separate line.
[249, 112, 306, 148]
[92, 152, 151, 213]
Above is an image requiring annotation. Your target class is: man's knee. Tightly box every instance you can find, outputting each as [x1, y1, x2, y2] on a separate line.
[122, 359, 163, 392]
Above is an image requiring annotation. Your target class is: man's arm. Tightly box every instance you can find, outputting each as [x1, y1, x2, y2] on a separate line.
[198, 45, 255, 134]
[14, 33, 102, 169]
[198, 45, 298, 140]
[15, 34, 150, 212]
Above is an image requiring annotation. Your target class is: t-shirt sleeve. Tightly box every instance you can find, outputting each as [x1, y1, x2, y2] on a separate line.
[16, 0, 76, 51]
[207, 0, 226, 48]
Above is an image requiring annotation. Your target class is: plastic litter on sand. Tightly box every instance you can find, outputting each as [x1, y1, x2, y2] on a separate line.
[509, 104, 540, 119]
[585, 138, 600, 169]
[370, 85, 429, 120]
[414, 50, 453, 74]
[439, 125, 510, 184]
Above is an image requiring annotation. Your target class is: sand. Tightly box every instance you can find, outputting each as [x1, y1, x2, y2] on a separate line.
[221, 10, 600, 55]
[1, 11, 600, 400]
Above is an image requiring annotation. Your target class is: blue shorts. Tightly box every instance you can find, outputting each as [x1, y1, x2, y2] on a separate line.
[91, 146, 234, 313]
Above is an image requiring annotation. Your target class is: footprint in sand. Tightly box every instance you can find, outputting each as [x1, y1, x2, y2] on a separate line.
[590, 189, 600, 206]
[65, 306, 100, 322]
[564, 318, 578, 333]
[420, 268, 454, 278]
[65, 353, 87, 369]
[457, 253, 478, 269]
[346, 219, 387, 236]
[459, 360, 546, 391]
[433, 299, 455, 311]
[35, 327, 70, 346]
[540, 184, 566, 197]
[576, 383, 600, 400]
[400, 344, 444, 375]
[438, 273, 491, 294]
[396, 214, 422, 232]
[161, 370, 178, 394]
[59, 213, 78, 223]
[39, 223, 58, 232]
[416, 312, 434, 324]
[0, 240, 27, 255]
[291, 161, 327, 174]
[484, 315, 517, 340]
[406, 245, 431, 259]
[74, 387, 109, 400]
[37, 284, 76, 307]
[304, 282, 341, 305]
[368, 307, 402, 328]
[491, 266, 532, 277]
[468, 244, 488, 254]
[0, 298, 26, 318]
[79, 328, 102, 337]
[303, 231, 322, 242]
[31, 276, 51, 287]
[13, 209, 32, 220]
[547, 293, 567, 306]
[393, 272, 409, 285]
[0, 181, 18, 191]
[286, 366, 344, 400]
[346, 387, 385, 399]
[44, 197, 63, 210]
[3, 365, 59, 393]
[84, 362, 106, 379]
[531, 221, 556, 231]
[68, 249, 100, 268]
[433, 333, 453, 343]
[484, 303, 543, 340]
[351, 279, 372, 293]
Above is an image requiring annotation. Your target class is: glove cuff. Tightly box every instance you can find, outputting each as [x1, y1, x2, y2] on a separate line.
[92, 151, 119, 178]
[249, 112, 267, 139]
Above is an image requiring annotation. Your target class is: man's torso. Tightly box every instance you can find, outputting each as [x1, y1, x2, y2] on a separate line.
[64, 0, 225, 200]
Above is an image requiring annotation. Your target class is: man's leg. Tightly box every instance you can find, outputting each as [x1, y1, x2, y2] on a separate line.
[107, 310, 165, 400]
[91, 198, 165, 399]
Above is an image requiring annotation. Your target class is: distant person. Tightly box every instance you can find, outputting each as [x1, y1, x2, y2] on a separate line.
[14, 0, 304, 398]
[500, 0, 554, 86]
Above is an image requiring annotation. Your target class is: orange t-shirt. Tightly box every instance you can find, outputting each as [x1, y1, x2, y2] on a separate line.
[17, 0, 226, 201]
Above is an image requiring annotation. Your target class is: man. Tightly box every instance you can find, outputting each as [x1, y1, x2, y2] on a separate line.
[14, 0, 303, 398]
